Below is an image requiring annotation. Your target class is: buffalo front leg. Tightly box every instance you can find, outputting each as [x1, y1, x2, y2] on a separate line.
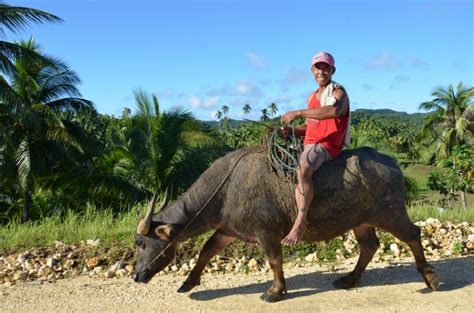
[177, 230, 236, 293]
[259, 239, 286, 302]
[333, 225, 380, 289]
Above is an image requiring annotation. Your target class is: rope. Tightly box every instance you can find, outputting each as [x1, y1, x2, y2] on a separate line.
[260, 124, 303, 190]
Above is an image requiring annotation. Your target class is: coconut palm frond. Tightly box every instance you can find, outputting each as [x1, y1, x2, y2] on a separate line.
[0, 4, 62, 34]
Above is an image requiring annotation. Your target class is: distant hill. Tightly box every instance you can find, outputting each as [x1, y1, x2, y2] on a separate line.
[201, 109, 427, 129]
[351, 108, 426, 125]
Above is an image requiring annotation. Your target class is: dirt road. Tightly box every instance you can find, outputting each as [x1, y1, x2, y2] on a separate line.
[2, 256, 473, 312]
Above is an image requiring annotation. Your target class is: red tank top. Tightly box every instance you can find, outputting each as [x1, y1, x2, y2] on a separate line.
[303, 91, 349, 158]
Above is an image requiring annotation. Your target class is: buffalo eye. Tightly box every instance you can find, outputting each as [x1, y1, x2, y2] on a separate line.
[135, 238, 146, 249]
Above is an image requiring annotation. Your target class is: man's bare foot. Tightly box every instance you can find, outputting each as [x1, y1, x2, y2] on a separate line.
[281, 223, 306, 245]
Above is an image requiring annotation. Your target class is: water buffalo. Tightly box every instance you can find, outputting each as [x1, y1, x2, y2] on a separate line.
[133, 146, 439, 302]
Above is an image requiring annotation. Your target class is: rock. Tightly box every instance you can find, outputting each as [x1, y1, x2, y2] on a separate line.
[305, 253, 317, 262]
[67, 252, 79, 259]
[116, 269, 127, 277]
[46, 257, 59, 268]
[225, 263, 234, 272]
[13, 271, 28, 282]
[86, 257, 101, 269]
[86, 239, 101, 247]
[170, 265, 178, 272]
[63, 259, 76, 270]
[38, 267, 53, 278]
[16, 254, 27, 265]
[109, 261, 124, 272]
[104, 270, 116, 279]
[390, 243, 400, 256]
[248, 258, 258, 268]
[54, 241, 65, 248]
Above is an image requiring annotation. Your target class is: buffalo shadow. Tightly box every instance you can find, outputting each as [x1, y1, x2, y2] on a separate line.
[188, 256, 474, 301]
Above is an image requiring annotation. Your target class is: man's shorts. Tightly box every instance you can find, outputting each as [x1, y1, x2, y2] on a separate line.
[300, 143, 332, 170]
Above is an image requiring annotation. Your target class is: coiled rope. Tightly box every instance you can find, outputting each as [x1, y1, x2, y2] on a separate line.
[260, 123, 303, 192]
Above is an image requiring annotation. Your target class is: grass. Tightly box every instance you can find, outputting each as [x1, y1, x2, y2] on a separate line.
[408, 204, 474, 224]
[0, 204, 138, 252]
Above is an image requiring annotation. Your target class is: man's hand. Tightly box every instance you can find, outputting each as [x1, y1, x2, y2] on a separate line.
[281, 110, 300, 125]
[278, 126, 291, 138]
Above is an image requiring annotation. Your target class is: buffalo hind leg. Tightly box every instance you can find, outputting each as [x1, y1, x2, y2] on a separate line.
[333, 225, 380, 289]
[259, 239, 286, 302]
[177, 230, 236, 293]
[380, 211, 439, 291]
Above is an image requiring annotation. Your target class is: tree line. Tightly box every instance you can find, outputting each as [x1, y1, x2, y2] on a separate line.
[0, 3, 472, 223]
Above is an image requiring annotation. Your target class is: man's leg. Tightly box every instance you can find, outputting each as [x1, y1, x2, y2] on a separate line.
[281, 144, 331, 246]
[281, 162, 315, 245]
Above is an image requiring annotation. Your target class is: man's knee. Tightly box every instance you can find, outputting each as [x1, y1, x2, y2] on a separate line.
[298, 162, 316, 181]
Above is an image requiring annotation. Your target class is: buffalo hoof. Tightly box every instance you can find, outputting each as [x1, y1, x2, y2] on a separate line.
[177, 283, 197, 293]
[260, 291, 283, 303]
[333, 274, 358, 289]
[423, 269, 440, 291]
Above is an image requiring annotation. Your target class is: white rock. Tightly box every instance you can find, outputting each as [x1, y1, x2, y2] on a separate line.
[305, 253, 317, 262]
[248, 258, 258, 268]
[86, 239, 101, 247]
[46, 257, 59, 268]
[116, 269, 127, 277]
[54, 241, 65, 247]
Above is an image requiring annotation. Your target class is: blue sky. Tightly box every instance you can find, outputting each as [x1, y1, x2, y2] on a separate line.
[7, 0, 474, 121]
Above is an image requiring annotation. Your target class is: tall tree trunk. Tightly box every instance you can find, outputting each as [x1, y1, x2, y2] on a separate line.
[22, 174, 33, 222]
[460, 190, 467, 210]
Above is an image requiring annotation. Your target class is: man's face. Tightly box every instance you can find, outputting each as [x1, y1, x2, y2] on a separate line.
[311, 62, 334, 86]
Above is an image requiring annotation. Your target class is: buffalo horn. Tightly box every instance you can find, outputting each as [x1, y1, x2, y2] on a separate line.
[136, 189, 169, 235]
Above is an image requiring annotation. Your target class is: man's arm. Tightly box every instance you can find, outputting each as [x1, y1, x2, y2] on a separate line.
[281, 88, 349, 124]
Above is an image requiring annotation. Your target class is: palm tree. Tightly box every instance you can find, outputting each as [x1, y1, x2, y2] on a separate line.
[126, 89, 216, 197]
[221, 105, 230, 115]
[0, 3, 62, 75]
[242, 103, 251, 115]
[419, 82, 473, 158]
[268, 102, 278, 117]
[220, 105, 230, 128]
[0, 38, 94, 221]
[260, 108, 270, 121]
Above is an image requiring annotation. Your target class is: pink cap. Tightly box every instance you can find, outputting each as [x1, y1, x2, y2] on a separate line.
[312, 52, 335, 67]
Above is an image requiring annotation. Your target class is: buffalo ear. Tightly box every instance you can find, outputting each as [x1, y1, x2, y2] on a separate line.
[155, 224, 174, 241]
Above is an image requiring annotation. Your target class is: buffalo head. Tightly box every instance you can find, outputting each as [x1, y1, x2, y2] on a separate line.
[133, 191, 176, 283]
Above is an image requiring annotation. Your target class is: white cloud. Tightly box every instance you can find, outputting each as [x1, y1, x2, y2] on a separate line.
[236, 81, 251, 94]
[244, 52, 267, 69]
[207, 81, 262, 98]
[204, 96, 219, 107]
[188, 95, 202, 108]
[188, 95, 219, 109]
[277, 67, 308, 87]
[366, 53, 400, 70]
